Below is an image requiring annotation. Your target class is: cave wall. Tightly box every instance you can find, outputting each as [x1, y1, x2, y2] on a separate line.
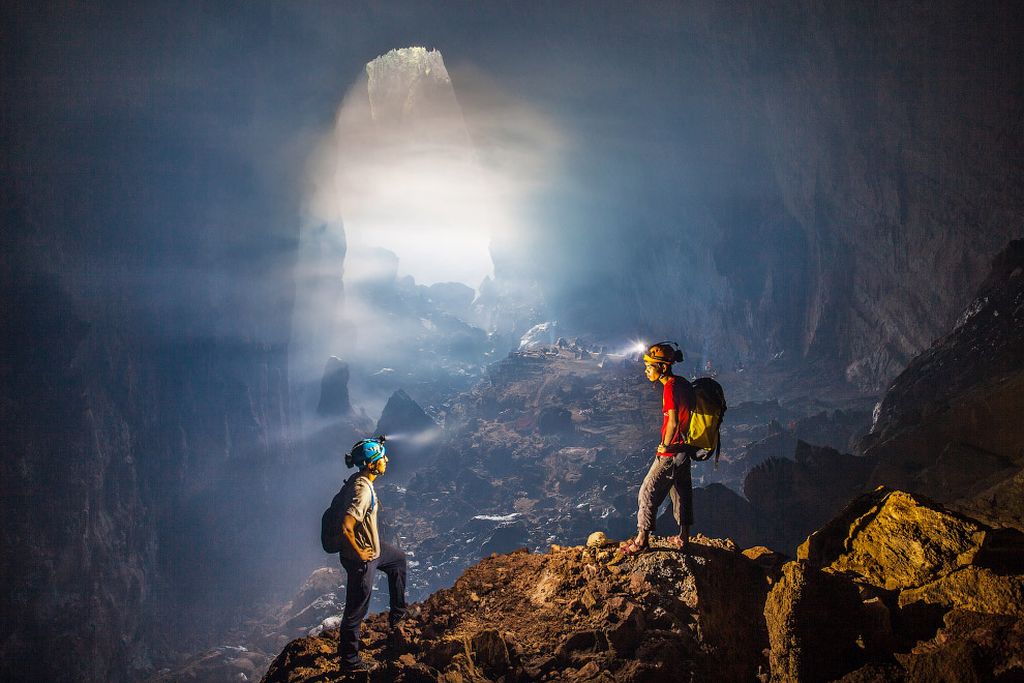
[531, 1, 1022, 390]
[0, 268, 294, 680]
[2, 2, 1022, 680]
[0, 6, 321, 679]
[709, 1, 1024, 387]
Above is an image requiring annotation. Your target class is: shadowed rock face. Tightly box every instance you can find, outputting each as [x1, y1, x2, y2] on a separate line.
[854, 240, 1024, 518]
[765, 561, 866, 682]
[0, 268, 298, 682]
[537, 5, 1023, 392]
[317, 356, 353, 416]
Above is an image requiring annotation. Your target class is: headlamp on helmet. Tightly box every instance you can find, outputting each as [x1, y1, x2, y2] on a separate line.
[643, 341, 684, 366]
[346, 434, 387, 469]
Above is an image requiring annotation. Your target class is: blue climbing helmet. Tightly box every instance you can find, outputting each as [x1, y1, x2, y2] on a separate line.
[346, 435, 387, 469]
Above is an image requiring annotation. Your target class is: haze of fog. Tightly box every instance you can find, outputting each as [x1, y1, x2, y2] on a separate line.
[290, 48, 566, 418]
[305, 49, 562, 289]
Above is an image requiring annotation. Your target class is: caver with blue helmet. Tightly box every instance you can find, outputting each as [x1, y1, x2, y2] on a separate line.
[331, 434, 407, 672]
[346, 436, 387, 470]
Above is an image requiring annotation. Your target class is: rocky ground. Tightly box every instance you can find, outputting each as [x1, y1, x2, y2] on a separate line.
[252, 488, 1024, 683]
[379, 346, 874, 603]
[151, 243, 1024, 681]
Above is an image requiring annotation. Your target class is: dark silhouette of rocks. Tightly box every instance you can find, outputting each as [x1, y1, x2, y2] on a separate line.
[537, 406, 573, 435]
[316, 356, 353, 416]
[375, 389, 436, 437]
[743, 442, 879, 552]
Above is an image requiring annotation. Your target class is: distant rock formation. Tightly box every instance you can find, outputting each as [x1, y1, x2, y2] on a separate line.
[316, 356, 352, 416]
[375, 389, 436, 437]
[365, 47, 466, 141]
[373, 389, 438, 481]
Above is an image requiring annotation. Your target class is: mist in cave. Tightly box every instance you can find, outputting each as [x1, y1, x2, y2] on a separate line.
[2, 2, 1022, 681]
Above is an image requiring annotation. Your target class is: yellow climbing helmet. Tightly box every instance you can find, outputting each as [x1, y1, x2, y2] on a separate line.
[643, 341, 684, 365]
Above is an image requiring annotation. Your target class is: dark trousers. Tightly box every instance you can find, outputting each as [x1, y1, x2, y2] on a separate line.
[637, 451, 694, 533]
[338, 541, 408, 664]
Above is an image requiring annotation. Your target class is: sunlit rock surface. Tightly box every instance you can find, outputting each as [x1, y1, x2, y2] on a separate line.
[261, 490, 1024, 682]
[365, 47, 464, 137]
[770, 487, 1024, 682]
[798, 488, 991, 591]
[262, 538, 771, 683]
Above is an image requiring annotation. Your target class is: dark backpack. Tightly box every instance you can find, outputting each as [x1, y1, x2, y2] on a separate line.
[320, 489, 347, 554]
[320, 476, 377, 554]
[686, 377, 728, 466]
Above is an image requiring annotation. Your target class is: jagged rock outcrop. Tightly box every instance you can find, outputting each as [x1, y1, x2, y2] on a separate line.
[252, 487, 1024, 683]
[765, 561, 865, 682]
[765, 487, 1024, 682]
[262, 537, 771, 683]
[798, 488, 993, 591]
[365, 47, 465, 139]
[375, 389, 437, 438]
[317, 356, 353, 416]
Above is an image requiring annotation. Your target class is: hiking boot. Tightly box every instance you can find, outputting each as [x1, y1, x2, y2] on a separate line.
[339, 659, 379, 673]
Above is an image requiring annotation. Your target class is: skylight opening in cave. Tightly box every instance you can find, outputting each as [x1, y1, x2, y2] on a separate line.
[336, 152, 505, 288]
[305, 46, 560, 291]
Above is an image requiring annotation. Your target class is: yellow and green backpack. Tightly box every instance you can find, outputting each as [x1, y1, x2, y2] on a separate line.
[686, 377, 727, 466]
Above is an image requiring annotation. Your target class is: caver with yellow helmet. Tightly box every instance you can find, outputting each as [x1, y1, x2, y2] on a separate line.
[642, 341, 684, 382]
[323, 434, 407, 672]
[621, 341, 696, 556]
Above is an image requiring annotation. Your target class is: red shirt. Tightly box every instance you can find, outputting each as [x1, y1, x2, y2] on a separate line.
[661, 376, 694, 453]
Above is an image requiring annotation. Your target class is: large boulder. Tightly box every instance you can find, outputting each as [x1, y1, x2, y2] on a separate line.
[898, 567, 1024, 618]
[798, 488, 990, 591]
[764, 560, 865, 683]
